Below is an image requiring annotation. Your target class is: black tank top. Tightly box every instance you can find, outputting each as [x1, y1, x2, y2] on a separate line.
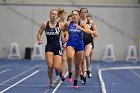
[45, 21, 62, 47]
[83, 20, 94, 39]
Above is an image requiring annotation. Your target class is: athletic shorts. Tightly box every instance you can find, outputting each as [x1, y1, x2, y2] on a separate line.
[83, 37, 94, 49]
[45, 44, 62, 55]
[66, 40, 84, 52]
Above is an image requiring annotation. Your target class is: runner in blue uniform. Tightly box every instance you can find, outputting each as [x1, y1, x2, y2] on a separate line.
[61, 10, 95, 88]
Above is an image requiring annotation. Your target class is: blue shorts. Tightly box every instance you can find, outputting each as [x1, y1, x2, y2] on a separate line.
[66, 40, 84, 52]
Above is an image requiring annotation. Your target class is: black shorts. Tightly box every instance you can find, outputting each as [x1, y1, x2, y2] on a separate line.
[83, 38, 94, 49]
[45, 44, 62, 55]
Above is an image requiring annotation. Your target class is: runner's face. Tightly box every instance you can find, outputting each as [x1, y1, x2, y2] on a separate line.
[80, 9, 88, 18]
[50, 10, 58, 21]
[60, 12, 67, 20]
[67, 16, 72, 21]
[71, 11, 79, 22]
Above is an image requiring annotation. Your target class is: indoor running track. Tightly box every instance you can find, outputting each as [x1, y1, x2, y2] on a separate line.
[0, 60, 140, 93]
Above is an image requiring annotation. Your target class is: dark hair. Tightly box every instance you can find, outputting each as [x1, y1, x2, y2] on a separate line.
[67, 15, 72, 21]
[67, 15, 72, 18]
[87, 14, 92, 18]
[71, 10, 80, 15]
[79, 8, 88, 13]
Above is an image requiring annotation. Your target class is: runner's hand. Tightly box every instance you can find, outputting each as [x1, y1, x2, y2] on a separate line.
[38, 40, 42, 45]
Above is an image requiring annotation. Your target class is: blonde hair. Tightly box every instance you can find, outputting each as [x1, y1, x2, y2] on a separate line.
[50, 9, 58, 14]
[57, 8, 66, 17]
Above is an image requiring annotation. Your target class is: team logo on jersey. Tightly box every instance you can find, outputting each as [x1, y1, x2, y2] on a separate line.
[69, 27, 81, 32]
[59, 50, 62, 55]
[87, 24, 91, 29]
[46, 27, 60, 35]
[55, 27, 60, 34]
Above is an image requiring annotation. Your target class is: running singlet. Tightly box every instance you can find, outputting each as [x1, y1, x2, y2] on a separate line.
[66, 20, 84, 52]
[83, 20, 94, 39]
[45, 21, 62, 55]
[83, 20, 94, 49]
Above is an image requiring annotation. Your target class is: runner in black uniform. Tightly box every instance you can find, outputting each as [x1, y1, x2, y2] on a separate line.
[37, 9, 63, 87]
[80, 8, 98, 84]
[45, 21, 62, 55]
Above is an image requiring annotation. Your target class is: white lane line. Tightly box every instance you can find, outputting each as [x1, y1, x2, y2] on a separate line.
[0, 69, 11, 74]
[52, 71, 68, 93]
[54, 76, 60, 83]
[0, 70, 40, 93]
[0, 65, 38, 86]
[130, 69, 140, 78]
[101, 66, 140, 71]
[98, 69, 107, 93]
[98, 66, 140, 93]
[43, 76, 60, 93]
[0, 84, 48, 87]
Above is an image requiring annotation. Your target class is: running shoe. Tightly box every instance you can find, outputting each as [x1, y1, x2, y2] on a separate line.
[73, 85, 78, 89]
[55, 69, 60, 76]
[67, 77, 72, 82]
[87, 71, 92, 78]
[73, 80, 78, 89]
[61, 76, 65, 81]
[81, 77, 86, 84]
[80, 74, 83, 81]
[58, 71, 65, 81]
[49, 83, 55, 88]
[67, 72, 72, 82]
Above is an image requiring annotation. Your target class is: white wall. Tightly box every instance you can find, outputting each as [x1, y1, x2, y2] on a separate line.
[0, 4, 139, 61]
[0, 0, 138, 4]
[76, 0, 138, 4]
[85, 6, 139, 61]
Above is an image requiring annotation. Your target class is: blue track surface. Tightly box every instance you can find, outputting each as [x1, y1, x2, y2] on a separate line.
[0, 60, 140, 93]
